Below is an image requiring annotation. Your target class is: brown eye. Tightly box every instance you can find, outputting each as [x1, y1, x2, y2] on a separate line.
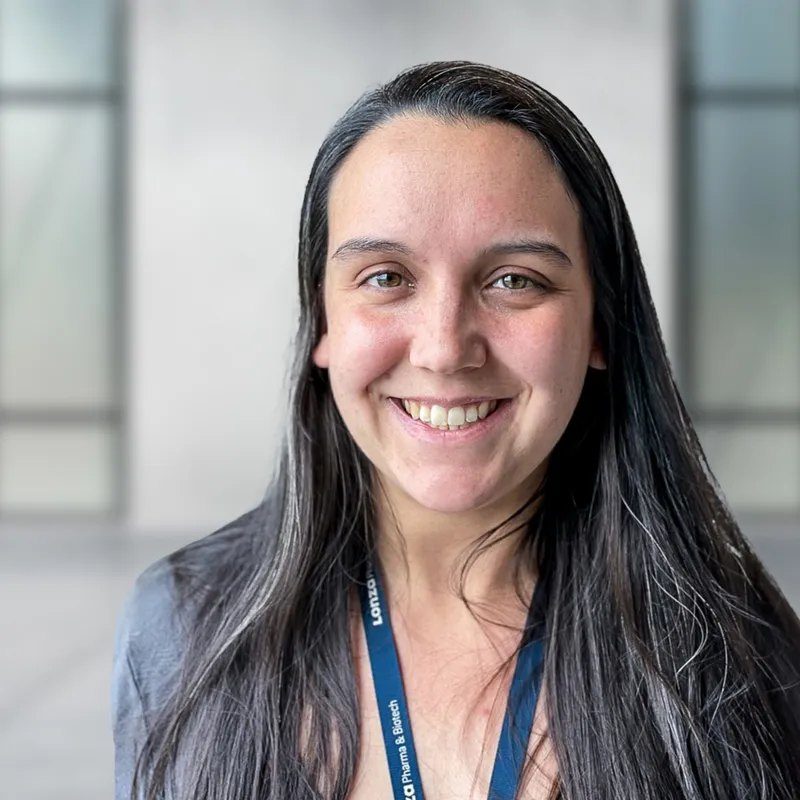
[366, 271, 405, 289]
[494, 274, 534, 291]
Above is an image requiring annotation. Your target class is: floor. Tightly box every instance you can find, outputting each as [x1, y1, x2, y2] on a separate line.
[0, 531, 192, 800]
[1, 525, 798, 799]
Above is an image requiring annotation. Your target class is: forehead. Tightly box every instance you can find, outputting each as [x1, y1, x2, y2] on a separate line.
[326, 115, 583, 259]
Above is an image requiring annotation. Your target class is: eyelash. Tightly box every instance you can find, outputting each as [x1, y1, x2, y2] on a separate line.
[362, 270, 549, 293]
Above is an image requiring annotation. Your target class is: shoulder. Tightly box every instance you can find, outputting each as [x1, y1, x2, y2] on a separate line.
[112, 548, 184, 800]
[112, 506, 269, 799]
[112, 555, 182, 724]
[112, 505, 267, 723]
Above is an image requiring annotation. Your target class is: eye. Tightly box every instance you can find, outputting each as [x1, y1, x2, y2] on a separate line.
[491, 273, 544, 291]
[364, 271, 408, 289]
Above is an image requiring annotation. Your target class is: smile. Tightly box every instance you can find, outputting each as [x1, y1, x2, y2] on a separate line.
[392, 398, 503, 431]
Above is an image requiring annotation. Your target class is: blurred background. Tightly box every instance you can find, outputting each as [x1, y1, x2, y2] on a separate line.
[0, 0, 797, 796]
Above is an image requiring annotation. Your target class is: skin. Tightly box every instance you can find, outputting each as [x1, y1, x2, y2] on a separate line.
[314, 114, 603, 558]
[313, 115, 603, 798]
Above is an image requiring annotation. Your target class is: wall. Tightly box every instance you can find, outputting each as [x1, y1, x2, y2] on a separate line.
[129, 0, 674, 533]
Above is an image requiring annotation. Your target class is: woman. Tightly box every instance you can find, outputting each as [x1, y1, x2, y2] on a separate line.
[112, 61, 800, 800]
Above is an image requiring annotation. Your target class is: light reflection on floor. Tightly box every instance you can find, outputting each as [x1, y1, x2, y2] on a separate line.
[1, 527, 797, 799]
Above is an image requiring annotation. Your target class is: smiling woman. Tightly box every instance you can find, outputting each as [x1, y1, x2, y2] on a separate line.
[314, 117, 603, 522]
[112, 62, 800, 800]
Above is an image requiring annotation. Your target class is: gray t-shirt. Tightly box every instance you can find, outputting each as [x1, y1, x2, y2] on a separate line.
[112, 507, 263, 799]
[111, 554, 185, 800]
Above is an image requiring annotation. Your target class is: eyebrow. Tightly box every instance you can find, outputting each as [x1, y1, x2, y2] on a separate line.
[329, 237, 415, 262]
[479, 239, 573, 269]
[329, 236, 573, 269]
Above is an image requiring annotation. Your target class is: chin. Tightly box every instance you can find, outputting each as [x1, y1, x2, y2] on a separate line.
[398, 479, 498, 516]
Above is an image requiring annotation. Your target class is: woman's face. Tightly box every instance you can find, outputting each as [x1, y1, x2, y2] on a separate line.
[313, 115, 604, 519]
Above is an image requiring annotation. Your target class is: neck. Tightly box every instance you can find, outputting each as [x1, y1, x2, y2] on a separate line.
[374, 485, 540, 617]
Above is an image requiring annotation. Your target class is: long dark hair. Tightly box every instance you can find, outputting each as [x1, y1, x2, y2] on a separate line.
[133, 61, 800, 799]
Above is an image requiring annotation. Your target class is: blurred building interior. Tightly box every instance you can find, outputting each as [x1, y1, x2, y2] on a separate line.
[0, 0, 797, 797]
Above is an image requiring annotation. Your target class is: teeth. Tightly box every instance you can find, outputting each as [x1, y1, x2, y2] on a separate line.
[399, 399, 501, 430]
[430, 405, 447, 427]
[447, 407, 466, 426]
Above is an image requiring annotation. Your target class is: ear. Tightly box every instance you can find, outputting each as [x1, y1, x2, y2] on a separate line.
[313, 332, 330, 369]
[588, 333, 606, 370]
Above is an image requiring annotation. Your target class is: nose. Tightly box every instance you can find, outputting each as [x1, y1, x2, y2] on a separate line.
[407, 288, 487, 374]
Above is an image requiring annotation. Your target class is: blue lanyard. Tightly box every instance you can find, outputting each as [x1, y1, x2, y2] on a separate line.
[359, 560, 547, 800]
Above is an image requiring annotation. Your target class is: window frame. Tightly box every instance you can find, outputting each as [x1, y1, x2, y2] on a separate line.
[675, 0, 800, 522]
[0, 0, 128, 522]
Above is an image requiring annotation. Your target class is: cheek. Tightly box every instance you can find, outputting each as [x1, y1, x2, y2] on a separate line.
[327, 309, 407, 395]
[504, 306, 592, 390]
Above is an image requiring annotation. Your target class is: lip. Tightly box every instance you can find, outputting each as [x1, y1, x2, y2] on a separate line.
[393, 395, 504, 407]
[386, 396, 513, 442]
